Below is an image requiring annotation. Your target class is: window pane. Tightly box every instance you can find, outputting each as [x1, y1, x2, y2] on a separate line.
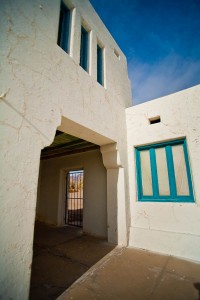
[80, 27, 89, 71]
[140, 150, 153, 195]
[57, 3, 70, 53]
[97, 45, 103, 85]
[155, 148, 170, 195]
[172, 145, 189, 195]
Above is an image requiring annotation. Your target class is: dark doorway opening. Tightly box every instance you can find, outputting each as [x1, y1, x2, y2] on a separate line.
[66, 170, 84, 227]
[29, 129, 111, 300]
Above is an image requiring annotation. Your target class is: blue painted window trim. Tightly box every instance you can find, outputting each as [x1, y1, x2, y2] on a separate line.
[135, 139, 194, 202]
[57, 1, 71, 53]
[80, 26, 89, 71]
[97, 45, 103, 85]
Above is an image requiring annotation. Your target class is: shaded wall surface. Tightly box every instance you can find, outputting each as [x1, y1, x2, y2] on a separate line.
[37, 150, 107, 237]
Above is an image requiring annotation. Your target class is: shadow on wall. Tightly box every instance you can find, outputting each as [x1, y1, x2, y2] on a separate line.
[194, 283, 200, 300]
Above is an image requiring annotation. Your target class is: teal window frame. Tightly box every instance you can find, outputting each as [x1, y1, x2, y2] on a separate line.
[57, 1, 71, 53]
[135, 139, 194, 202]
[97, 45, 103, 85]
[80, 26, 89, 71]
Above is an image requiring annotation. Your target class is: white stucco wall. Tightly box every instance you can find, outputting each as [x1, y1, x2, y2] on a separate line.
[37, 149, 107, 237]
[126, 85, 200, 262]
[0, 0, 132, 298]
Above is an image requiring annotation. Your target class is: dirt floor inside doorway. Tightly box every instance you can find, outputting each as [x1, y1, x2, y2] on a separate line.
[29, 221, 115, 300]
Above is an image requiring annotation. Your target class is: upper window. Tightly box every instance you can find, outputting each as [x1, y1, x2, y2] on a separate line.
[97, 44, 104, 85]
[135, 139, 194, 202]
[80, 26, 89, 72]
[57, 1, 71, 53]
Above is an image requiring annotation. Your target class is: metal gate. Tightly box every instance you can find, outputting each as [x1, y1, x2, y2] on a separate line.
[65, 170, 84, 227]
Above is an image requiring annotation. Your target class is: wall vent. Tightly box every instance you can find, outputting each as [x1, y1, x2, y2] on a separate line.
[114, 48, 120, 60]
[149, 116, 161, 124]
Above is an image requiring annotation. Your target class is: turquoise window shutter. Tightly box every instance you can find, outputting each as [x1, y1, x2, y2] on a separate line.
[135, 139, 194, 202]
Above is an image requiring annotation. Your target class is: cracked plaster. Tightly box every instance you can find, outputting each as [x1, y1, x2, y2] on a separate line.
[0, 0, 131, 299]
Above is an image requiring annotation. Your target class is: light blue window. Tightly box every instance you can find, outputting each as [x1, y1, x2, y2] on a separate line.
[80, 26, 89, 71]
[135, 139, 194, 202]
[97, 45, 103, 85]
[57, 1, 71, 53]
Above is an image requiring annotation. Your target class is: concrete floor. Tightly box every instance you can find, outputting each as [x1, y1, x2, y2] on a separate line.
[29, 221, 115, 300]
[30, 222, 200, 300]
[58, 247, 200, 300]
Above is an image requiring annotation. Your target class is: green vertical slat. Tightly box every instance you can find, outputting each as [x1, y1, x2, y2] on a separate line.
[135, 149, 142, 200]
[150, 148, 159, 198]
[183, 140, 194, 201]
[166, 145, 177, 199]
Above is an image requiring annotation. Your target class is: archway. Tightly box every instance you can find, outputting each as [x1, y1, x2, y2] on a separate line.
[30, 116, 128, 299]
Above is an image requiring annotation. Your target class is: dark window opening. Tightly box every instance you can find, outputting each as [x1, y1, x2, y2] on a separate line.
[80, 26, 89, 71]
[57, 1, 71, 53]
[97, 45, 103, 85]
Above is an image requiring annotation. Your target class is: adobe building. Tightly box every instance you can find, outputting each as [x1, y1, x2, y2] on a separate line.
[0, 0, 200, 299]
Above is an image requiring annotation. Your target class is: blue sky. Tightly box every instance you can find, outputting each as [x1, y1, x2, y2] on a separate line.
[90, 0, 200, 104]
